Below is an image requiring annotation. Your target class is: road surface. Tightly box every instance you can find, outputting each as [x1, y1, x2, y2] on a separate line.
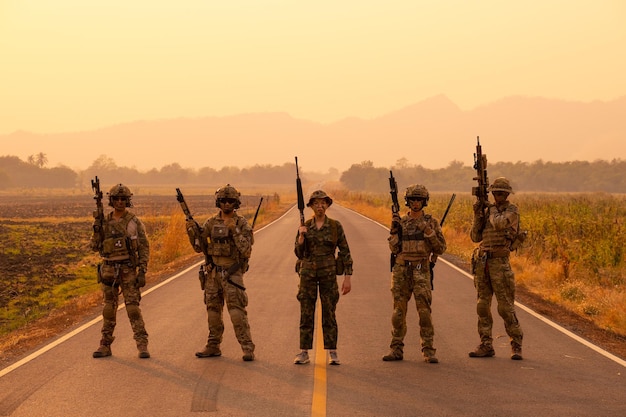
[1, 205, 624, 416]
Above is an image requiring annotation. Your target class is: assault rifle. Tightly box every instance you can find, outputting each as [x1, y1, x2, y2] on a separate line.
[429, 193, 456, 289]
[176, 188, 213, 290]
[389, 170, 401, 271]
[472, 136, 489, 210]
[295, 156, 305, 226]
[91, 176, 105, 251]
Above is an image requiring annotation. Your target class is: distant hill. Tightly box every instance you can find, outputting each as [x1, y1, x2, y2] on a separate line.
[1, 95, 624, 172]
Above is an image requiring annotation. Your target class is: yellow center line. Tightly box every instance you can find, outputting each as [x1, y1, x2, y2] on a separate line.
[311, 299, 327, 417]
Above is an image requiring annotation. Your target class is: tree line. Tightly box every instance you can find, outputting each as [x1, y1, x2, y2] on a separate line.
[1, 154, 626, 193]
[340, 159, 626, 193]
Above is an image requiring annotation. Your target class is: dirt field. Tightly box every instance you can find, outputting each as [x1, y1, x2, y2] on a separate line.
[1, 194, 625, 369]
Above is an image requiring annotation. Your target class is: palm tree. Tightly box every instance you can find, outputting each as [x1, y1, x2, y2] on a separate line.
[35, 152, 48, 168]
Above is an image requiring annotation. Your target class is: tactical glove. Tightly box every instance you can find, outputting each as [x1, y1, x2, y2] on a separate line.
[135, 270, 146, 288]
[472, 201, 484, 215]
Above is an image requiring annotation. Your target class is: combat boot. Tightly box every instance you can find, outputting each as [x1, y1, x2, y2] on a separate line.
[195, 345, 222, 358]
[511, 343, 523, 360]
[468, 344, 495, 358]
[137, 343, 150, 359]
[382, 349, 403, 361]
[93, 342, 112, 358]
[242, 349, 255, 362]
[422, 348, 439, 364]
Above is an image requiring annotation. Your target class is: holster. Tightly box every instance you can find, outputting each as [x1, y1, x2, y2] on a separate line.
[199, 264, 210, 290]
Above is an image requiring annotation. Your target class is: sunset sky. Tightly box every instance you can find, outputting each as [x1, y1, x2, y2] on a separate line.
[2, 1, 624, 134]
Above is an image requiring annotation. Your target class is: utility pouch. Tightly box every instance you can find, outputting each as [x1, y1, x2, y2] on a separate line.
[335, 257, 345, 275]
[102, 237, 126, 258]
[97, 263, 103, 284]
[99, 263, 117, 286]
[199, 264, 209, 290]
[470, 248, 479, 275]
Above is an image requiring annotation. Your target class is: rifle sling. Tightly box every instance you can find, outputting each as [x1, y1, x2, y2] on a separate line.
[214, 262, 246, 291]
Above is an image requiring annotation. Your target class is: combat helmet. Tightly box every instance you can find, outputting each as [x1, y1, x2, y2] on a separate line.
[404, 184, 429, 207]
[108, 183, 133, 207]
[215, 184, 241, 209]
[307, 190, 333, 207]
[488, 177, 514, 194]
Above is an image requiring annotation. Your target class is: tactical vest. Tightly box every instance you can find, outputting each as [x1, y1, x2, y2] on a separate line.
[481, 205, 518, 250]
[205, 216, 247, 258]
[400, 215, 431, 258]
[101, 212, 136, 259]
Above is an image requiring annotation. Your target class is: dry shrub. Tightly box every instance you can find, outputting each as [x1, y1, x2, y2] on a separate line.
[148, 210, 193, 268]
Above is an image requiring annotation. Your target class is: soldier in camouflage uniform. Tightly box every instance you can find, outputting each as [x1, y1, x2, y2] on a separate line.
[186, 184, 256, 361]
[91, 184, 150, 359]
[383, 184, 446, 363]
[469, 177, 524, 360]
[293, 190, 353, 366]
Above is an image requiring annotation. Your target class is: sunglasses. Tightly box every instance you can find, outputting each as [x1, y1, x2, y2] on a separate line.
[112, 196, 128, 201]
[219, 198, 238, 204]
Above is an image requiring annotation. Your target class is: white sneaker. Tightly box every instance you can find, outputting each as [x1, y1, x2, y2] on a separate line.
[294, 350, 310, 364]
[329, 350, 340, 365]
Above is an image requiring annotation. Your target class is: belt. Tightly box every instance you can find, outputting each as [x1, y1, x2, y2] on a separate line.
[482, 250, 510, 259]
[214, 264, 238, 273]
[104, 260, 132, 266]
[400, 259, 429, 268]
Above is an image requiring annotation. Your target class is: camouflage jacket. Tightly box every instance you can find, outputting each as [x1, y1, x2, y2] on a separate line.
[294, 216, 353, 275]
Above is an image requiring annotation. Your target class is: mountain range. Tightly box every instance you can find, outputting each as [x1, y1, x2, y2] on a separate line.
[2, 94, 625, 172]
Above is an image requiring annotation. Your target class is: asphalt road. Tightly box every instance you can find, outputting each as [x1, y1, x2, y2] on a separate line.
[1, 205, 625, 417]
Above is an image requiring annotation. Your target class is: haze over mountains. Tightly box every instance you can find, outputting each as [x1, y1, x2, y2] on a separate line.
[2, 95, 625, 173]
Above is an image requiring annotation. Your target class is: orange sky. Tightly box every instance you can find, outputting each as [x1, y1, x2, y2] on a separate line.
[1, 0, 625, 136]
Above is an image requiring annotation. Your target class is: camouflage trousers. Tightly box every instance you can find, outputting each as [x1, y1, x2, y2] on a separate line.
[204, 267, 254, 353]
[473, 256, 523, 347]
[297, 268, 340, 350]
[388, 262, 435, 352]
[99, 264, 148, 346]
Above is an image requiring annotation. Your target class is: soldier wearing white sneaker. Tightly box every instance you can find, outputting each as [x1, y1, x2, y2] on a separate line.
[294, 191, 353, 366]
